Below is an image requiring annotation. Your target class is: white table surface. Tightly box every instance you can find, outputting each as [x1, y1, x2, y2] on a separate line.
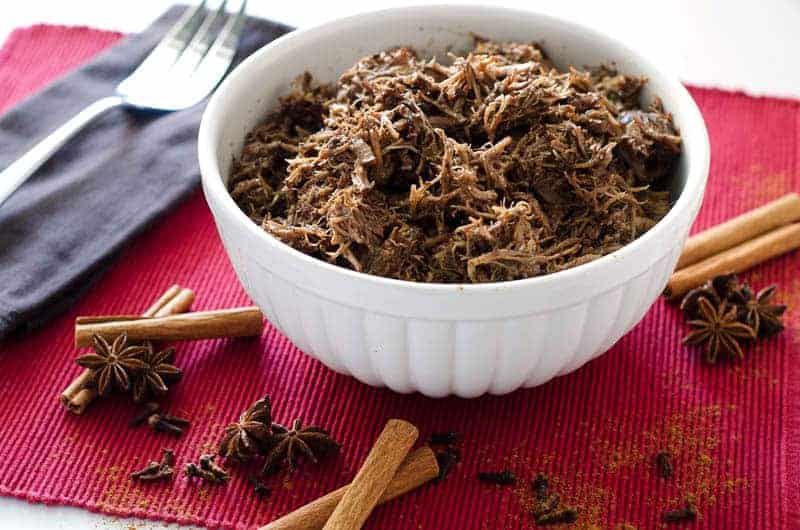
[2, 1, 798, 528]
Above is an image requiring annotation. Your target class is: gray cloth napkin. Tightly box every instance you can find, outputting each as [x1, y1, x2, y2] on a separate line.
[0, 6, 292, 340]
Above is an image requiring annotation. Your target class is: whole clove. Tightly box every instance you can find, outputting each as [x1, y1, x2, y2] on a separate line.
[655, 451, 674, 479]
[434, 447, 459, 482]
[532, 493, 561, 518]
[131, 402, 190, 437]
[200, 454, 230, 481]
[249, 475, 271, 499]
[163, 414, 190, 427]
[429, 431, 460, 445]
[662, 501, 697, 523]
[531, 473, 549, 501]
[130, 402, 161, 426]
[185, 463, 216, 482]
[148, 413, 190, 437]
[185, 454, 229, 484]
[526, 472, 577, 524]
[131, 462, 161, 480]
[131, 448, 175, 482]
[477, 470, 516, 486]
[535, 507, 578, 526]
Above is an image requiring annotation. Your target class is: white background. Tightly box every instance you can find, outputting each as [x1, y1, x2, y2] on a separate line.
[1, 1, 798, 528]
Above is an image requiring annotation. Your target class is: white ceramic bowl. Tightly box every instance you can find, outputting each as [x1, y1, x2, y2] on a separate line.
[199, 5, 710, 397]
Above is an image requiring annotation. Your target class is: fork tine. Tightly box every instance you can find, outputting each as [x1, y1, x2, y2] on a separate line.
[169, 0, 230, 77]
[119, 0, 246, 110]
[188, 0, 248, 92]
[122, 2, 207, 86]
[207, 0, 247, 62]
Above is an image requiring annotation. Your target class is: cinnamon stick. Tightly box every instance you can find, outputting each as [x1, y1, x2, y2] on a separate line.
[156, 287, 195, 317]
[144, 284, 184, 316]
[65, 388, 97, 415]
[74, 315, 148, 324]
[322, 419, 419, 530]
[60, 370, 95, 407]
[260, 446, 438, 530]
[60, 285, 195, 414]
[74, 306, 263, 348]
[676, 192, 800, 270]
[666, 223, 800, 299]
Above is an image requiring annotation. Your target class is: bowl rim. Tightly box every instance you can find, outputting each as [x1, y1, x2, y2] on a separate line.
[199, 3, 710, 295]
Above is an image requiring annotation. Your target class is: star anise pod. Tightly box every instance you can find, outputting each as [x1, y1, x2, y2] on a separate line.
[219, 396, 273, 462]
[737, 284, 786, 338]
[683, 298, 756, 363]
[710, 273, 741, 300]
[680, 273, 743, 319]
[679, 282, 722, 319]
[130, 343, 182, 403]
[76, 334, 148, 396]
[262, 418, 339, 475]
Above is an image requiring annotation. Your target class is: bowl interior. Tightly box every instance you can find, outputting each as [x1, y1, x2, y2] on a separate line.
[210, 6, 699, 204]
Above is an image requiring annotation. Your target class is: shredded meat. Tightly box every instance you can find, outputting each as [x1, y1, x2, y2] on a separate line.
[229, 40, 680, 283]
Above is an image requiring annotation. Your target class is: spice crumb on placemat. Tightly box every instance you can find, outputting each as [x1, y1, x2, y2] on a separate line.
[475, 403, 748, 528]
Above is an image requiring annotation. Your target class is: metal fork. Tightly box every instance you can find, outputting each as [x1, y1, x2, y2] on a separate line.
[0, 0, 247, 206]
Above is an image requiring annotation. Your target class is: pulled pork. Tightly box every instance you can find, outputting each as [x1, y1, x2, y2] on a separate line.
[229, 40, 680, 283]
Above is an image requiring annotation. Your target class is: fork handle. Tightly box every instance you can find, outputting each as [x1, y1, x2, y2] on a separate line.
[0, 96, 124, 207]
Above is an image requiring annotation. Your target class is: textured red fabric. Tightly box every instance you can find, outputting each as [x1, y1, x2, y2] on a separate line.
[0, 25, 122, 114]
[1, 25, 799, 530]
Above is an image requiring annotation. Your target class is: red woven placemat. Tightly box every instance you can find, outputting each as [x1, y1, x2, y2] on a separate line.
[1, 25, 799, 530]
